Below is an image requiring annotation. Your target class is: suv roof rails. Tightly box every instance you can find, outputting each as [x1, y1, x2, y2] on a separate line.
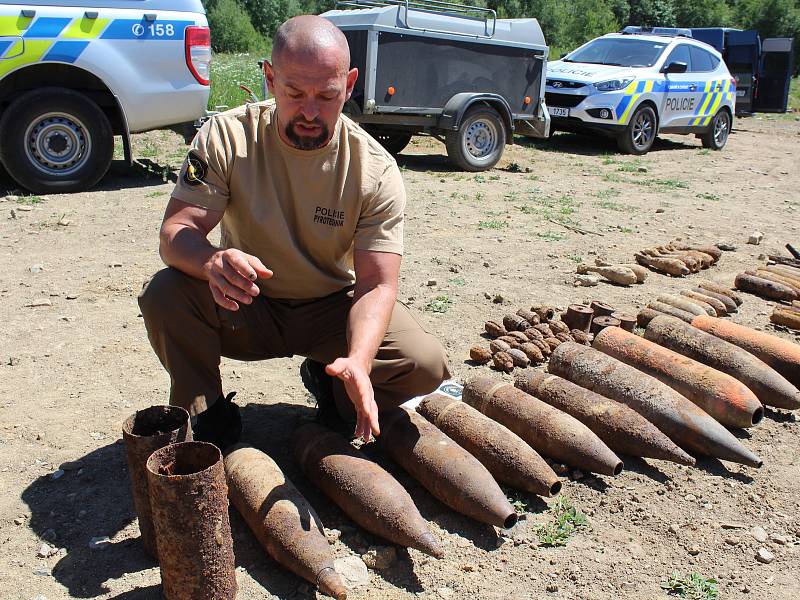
[621, 25, 693, 38]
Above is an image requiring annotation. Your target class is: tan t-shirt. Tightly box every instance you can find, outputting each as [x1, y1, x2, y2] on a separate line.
[172, 101, 405, 299]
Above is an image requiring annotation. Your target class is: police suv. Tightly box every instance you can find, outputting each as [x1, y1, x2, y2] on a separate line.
[546, 28, 736, 154]
[0, 1, 210, 193]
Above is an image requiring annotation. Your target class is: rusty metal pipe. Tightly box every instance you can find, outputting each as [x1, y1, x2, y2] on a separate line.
[646, 301, 696, 323]
[292, 423, 442, 557]
[548, 342, 763, 467]
[122, 405, 192, 559]
[593, 327, 763, 428]
[515, 371, 694, 466]
[224, 446, 347, 600]
[462, 377, 623, 476]
[146, 441, 237, 600]
[690, 315, 800, 389]
[417, 393, 561, 497]
[734, 273, 798, 302]
[380, 408, 517, 528]
[646, 315, 800, 410]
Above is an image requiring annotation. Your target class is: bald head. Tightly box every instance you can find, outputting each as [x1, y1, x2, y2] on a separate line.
[272, 15, 351, 74]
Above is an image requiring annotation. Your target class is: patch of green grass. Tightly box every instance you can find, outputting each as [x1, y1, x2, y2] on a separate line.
[596, 199, 632, 212]
[448, 277, 466, 286]
[478, 220, 508, 230]
[697, 148, 711, 156]
[425, 295, 452, 313]
[473, 174, 487, 183]
[616, 159, 644, 172]
[610, 225, 635, 233]
[790, 76, 800, 112]
[696, 192, 720, 202]
[644, 178, 689, 189]
[146, 190, 166, 198]
[602, 172, 626, 183]
[602, 154, 618, 165]
[535, 230, 566, 242]
[474, 192, 485, 201]
[15, 195, 45, 205]
[661, 572, 718, 600]
[535, 496, 589, 547]
[209, 50, 271, 111]
[525, 174, 541, 181]
[140, 141, 159, 158]
[488, 174, 501, 181]
[503, 487, 530, 513]
[593, 188, 621, 199]
[567, 254, 583, 263]
[506, 162, 523, 173]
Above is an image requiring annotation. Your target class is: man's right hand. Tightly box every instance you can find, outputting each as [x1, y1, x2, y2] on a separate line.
[203, 248, 273, 310]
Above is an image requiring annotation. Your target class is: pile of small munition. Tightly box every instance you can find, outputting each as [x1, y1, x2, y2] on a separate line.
[634, 243, 722, 277]
[637, 280, 741, 327]
[731, 250, 800, 331]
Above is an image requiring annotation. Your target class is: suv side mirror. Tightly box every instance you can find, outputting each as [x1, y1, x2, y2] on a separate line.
[662, 61, 688, 74]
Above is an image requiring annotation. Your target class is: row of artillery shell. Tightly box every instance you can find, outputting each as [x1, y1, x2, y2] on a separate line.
[735, 272, 799, 302]
[638, 283, 741, 327]
[548, 341, 763, 467]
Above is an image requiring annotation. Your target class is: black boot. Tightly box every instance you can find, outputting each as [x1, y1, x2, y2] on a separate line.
[193, 391, 242, 452]
[299, 359, 351, 434]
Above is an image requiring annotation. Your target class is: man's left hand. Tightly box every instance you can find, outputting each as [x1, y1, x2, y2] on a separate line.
[326, 357, 380, 442]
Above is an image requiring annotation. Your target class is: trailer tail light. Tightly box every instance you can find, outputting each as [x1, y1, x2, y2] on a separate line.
[387, 86, 396, 96]
[185, 26, 211, 86]
[524, 96, 531, 105]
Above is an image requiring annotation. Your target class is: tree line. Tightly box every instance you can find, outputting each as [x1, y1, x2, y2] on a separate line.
[203, 0, 799, 62]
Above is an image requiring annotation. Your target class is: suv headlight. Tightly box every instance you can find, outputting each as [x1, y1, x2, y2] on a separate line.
[593, 78, 634, 92]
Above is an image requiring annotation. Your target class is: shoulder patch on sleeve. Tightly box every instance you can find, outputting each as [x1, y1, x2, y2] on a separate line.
[183, 151, 209, 186]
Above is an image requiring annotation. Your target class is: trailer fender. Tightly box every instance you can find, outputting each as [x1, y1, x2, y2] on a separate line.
[439, 93, 514, 143]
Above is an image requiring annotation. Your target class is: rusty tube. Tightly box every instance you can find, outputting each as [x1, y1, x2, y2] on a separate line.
[691, 287, 737, 313]
[146, 441, 237, 600]
[417, 393, 561, 497]
[771, 307, 800, 330]
[224, 446, 347, 599]
[515, 371, 694, 465]
[590, 315, 620, 336]
[637, 308, 664, 328]
[548, 342, 763, 467]
[122, 405, 192, 559]
[645, 316, 800, 410]
[562, 304, 593, 332]
[379, 408, 517, 528]
[734, 273, 798, 302]
[751, 270, 800, 295]
[679, 291, 722, 315]
[689, 316, 800, 389]
[462, 377, 623, 476]
[646, 301, 697, 323]
[593, 326, 763, 428]
[292, 423, 442, 557]
[590, 301, 616, 317]
[697, 281, 743, 305]
[610, 312, 637, 332]
[657, 295, 708, 317]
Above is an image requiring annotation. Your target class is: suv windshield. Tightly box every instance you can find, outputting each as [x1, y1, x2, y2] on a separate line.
[566, 38, 667, 68]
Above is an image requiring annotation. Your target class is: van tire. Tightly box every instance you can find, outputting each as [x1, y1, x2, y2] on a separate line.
[617, 104, 657, 155]
[445, 105, 505, 171]
[0, 87, 113, 194]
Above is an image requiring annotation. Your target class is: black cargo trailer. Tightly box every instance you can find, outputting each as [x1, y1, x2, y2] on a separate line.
[322, 0, 550, 171]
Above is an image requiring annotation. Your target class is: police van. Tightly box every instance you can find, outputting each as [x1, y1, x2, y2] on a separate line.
[0, 0, 210, 193]
[546, 27, 736, 155]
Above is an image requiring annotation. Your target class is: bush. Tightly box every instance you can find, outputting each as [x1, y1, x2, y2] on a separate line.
[243, 0, 303, 37]
[207, 0, 265, 53]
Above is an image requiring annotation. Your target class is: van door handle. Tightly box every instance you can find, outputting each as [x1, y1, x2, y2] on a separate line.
[689, 84, 697, 91]
[21, 9, 35, 18]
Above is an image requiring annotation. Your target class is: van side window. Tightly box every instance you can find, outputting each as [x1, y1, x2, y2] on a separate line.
[664, 44, 692, 71]
[689, 46, 716, 72]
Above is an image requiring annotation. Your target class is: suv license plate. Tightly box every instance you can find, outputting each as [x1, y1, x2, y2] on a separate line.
[736, 90, 746, 97]
[550, 107, 570, 117]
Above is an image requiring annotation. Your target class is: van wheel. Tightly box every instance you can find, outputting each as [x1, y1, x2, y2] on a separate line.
[445, 105, 505, 171]
[700, 109, 731, 150]
[0, 87, 113, 194]
[617, 104, 657, 155]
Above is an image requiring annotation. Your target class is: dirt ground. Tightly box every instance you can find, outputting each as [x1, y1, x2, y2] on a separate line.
[1, 113, 799, 600]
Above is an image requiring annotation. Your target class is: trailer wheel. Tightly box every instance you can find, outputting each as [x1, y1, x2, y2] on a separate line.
[617, 104, 657, 155]
[700, 109, 731, 150]
[445, 105, 505, 171]
[0, 87, 113, 194]
[371, 132, 412, 155]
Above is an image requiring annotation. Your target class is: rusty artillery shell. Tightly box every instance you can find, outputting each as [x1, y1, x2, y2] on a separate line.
[293, 423, 442, 557]
[523, 326, 544, 340]
[578, 264, 638, 286]
[657, 295, 708, 317]
[646, 248, 700, 272]
[594, 326, 764, 428]
[532, 305, 556, 321]
[122, 405, 192, 558]
[562, 304, 593, 332]
[224, 446, 347, 600]
[571, 329, 591, 345]
[672, 245, 722, 263]
[692, 287, 737, 313]
[417, 394, 561, 497]
[462, 377, 623, 476]
[490, 339, 512, 354]
[516, 308, 541, 325]
[530, 337, 552, 356]
[485, 320, 507, 338]
[637, 308, 663, 328]
[682, 290, 728, 316]
[493, 351, 515, 372]
[698, 281, 743, 305]
[590, 301, 616, 317]
[702, 315, 800, 389]
[508, 348, 531, 368]
[677, 292, 717, 316]
[611, 312, 637, 332]
[548, 342, 763, 467]
[544, 336, 562, 351]
[636, 253, 690, 277]
[646, 315, 800, 410]
[519, 342, 545, 363]
[533, 323, 554, 337]
[507, 331, 530, 344]
[498, 334, 519, 346]
[735, 273, 798, 302]
[772, 307, 800, 330]
[515, 371, 694, 466]
[752, 269, 800, 294]
[380, 408, 517, 528]
[595, 261, 649, 283]
[469, 346, 493, 365]
[763, 264, 800, 285]
[591, 315, 620, 336]
[662, 248, 713, 269]
[554, 332, 574, 343]
[647, 301, 696, 323]
[548, 320, 571, 336]
[504, 314, 530, 332]
[146, 441, 237, 600]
